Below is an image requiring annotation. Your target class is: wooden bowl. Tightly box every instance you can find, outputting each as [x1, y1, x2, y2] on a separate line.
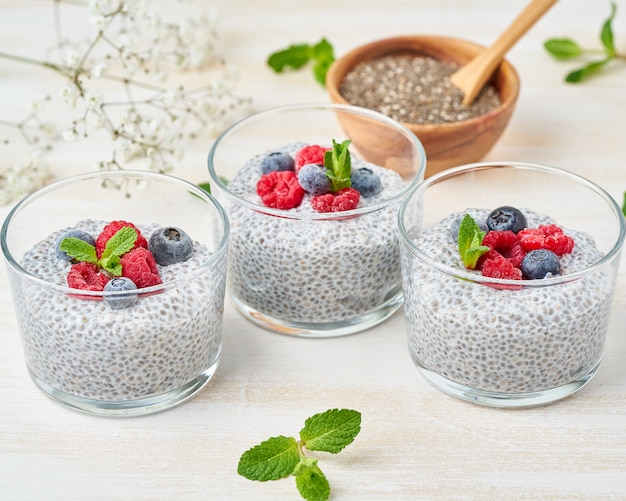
[326, 35, 520, 177]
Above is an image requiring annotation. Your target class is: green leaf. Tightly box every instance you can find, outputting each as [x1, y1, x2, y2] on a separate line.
[267, 44, 312, 73]
[457, 214, 490, 269]
[600, 2, 617, 57]
[293, 458, 331, 501]
[237, 436, 300, 481]
[324, 139, 352, 192]
[310, 38, 335, 85]
[198, 182, 211, 194]
[543, 38, 583, 60]
[300, 408, 361, 454]
[622, 192, 626, 218]
[100, 226, 137, 262]
[59, 237, 98, 264]
[565, 58, 612, 83]
[313, 58, 333, 86]
[101, 254, 122, 277]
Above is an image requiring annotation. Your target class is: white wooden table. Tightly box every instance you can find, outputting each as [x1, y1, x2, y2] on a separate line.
[1, 1, 626, 499]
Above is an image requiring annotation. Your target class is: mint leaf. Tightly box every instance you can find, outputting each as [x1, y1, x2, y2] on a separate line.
[622, 192, 626, 217]
[267, 38, 335, 87]
[544, 38, 583, 60]
[565, 58, 611, 83]
[237, 435, 300, 481]
[457, 214, 490, 269]
[293, 458, 331, 501]
[324, 139, 352, 192]
[267, 44, 311, 72]
[600, 2, 617, 57]
[300, 408, 361, 454]
[59, 237, 98, 264]
[101, 254, 122, 277]
[100, 226, 137, 262]
[198, 182, 211, 194]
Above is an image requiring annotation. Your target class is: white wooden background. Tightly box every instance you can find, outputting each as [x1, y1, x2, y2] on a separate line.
[1, 1, 626, 499]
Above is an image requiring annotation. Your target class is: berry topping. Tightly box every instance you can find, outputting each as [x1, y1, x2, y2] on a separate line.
[259, 151, 295, 175]
[294, 145, 330, 173]
[120, 247, 162, 288]
[256, 170, 305, 210]
[103, 277, 138, 309]
[481, 230, 526, 268]
[350, 167, 382, 198]
[297, 163, 331, 195]
[96, 221, 147, 259]
[149, 226, 193, 265]
[311, 187, 360, 213]
[67, 262, 111, 291]
[55, 229, 95, 261]
[481, 254, 523, 280]
[486, 206, 527, 234]
[518, 224, 575, 256]
[520, 249, 561, 279]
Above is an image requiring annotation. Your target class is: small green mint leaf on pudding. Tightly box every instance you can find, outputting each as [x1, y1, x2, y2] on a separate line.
[293, 458, 331, 501]
[100, 227, 138, 262]
[59, 237, 98, 264]
[237, 435, 300, 481]
[324, 139, 352, 192]
[299, 408, 361, 454]
[458, 214, 490, 269]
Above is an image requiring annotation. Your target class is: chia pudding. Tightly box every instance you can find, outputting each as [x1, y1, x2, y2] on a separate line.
[225, 142, 407, 324]
[402, 208, 614, 394]
[13, 219, 226, 402]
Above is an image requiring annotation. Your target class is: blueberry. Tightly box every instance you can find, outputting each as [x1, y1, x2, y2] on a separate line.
[486, 206, 527, 233]
[521, 249, 561, 279]
[259, 151, 295, 175]
[350, 167, 382, 197]
[103, 277, 138, 309]
[55, 229, 96, 261]
[297, 163, 331, 195]
[149, 226, 193, 265]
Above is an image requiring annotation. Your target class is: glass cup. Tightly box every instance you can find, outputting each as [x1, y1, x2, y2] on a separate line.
[1, 170, 229, 416]
[208, 103, 426, 337]
[398, 162, 625, 407]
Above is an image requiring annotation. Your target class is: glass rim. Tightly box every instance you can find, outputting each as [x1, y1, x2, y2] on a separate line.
[397, 161, 626, 287]
[0, 169, 230, 296]
[206, 102, 427, 221]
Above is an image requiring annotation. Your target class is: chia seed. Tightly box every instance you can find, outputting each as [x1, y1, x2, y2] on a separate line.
[339, 55, 501, 124]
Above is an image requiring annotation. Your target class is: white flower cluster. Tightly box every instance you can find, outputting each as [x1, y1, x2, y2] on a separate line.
[1, 0, 250, 205]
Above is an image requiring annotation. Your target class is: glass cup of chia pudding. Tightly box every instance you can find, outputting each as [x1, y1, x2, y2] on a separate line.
[1, 170, 229, 416]
[398, 162, 625, 407]
[208, 103, 426, 337]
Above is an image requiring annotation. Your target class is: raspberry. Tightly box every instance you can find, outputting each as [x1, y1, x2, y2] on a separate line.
[256, 170, 304, 210]
[481, 230, 526, 267]
[294, 145, 330, 173]
[96, 220, 148, 259]
[481, 254, 522, 280]
[120, 247, 162, 288]
[311, 187, 360, 213]
[67, 262, 111, 291]
[518, 224, 574, 256]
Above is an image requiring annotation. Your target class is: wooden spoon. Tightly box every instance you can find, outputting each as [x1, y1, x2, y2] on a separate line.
[450, 0, 558, 106]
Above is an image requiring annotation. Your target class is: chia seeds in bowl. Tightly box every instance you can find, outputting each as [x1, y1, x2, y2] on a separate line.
[398, 163, 625, 407]
[1, 171, 229, 416]
[208, 104, 426, 337]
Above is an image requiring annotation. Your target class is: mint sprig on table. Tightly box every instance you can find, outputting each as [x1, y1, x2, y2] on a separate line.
[544, 2, 622, 83]
[458, 214, 490, 269]
[59, 226, 138, 276]
[267, 38, 335, 86]
[237, 408, 361, 501]
[324, 139, 352, 192]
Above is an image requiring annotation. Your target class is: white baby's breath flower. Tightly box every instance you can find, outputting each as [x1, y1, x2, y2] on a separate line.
[62, 127, 79, 141]
[64, 50, 80, 68]
[91, 64, 106, 78]
[85, 91, 103, 110]
[59, 83, 80, 108]
[89, 15, 107, 31]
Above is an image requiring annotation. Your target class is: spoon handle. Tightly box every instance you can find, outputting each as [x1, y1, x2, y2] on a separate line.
[451, 0, 558, 105]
